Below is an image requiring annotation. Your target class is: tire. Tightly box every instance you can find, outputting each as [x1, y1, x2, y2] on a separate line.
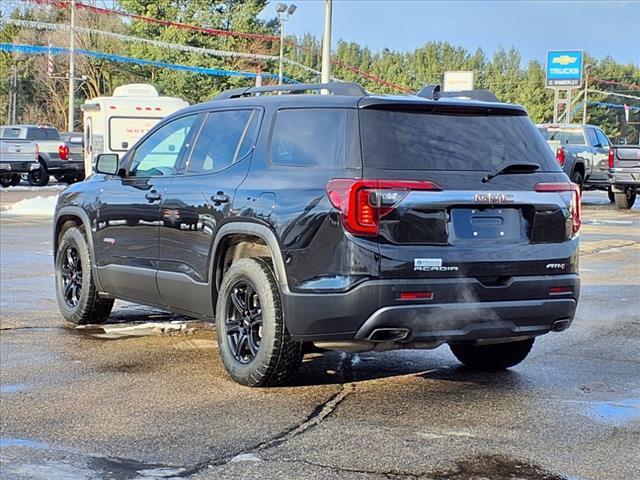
[0, 177, 12, 188]
[55, 226, 114, 324]
[570, 170, 583, 190]
[614, 190, 636, 209]
[216, 257, 303, 387]
[27, 162, 49, 187]
[449, 337, 535, 371]
[607, 187, 615, 203]
[9, 174, 20, 186]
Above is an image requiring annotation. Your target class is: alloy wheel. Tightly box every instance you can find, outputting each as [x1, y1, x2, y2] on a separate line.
[60, 246, 83, 307]
[225, 280, 262, 364]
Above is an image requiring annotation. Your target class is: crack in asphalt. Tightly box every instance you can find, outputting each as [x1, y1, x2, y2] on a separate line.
[283, 458, 427, 478]
[581, 240, 638, 256]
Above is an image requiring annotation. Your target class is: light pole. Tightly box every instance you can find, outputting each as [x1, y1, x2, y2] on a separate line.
[276, 3, 297, 85]
[68, 0, 76, 131]
[321, 0, 332, 84]
[582, 64, 593, 124]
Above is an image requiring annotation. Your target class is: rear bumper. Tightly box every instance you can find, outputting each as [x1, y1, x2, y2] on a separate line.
[47, 161, 84, 174]
[282, 274, 580, 343]
[610, 170, 640, 190]
[0, 161, 40, 175]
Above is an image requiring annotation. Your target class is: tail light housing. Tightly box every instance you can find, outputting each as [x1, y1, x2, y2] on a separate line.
[59, 144, 70, 161]
[534, 182, 581, 234]
[556, 147, 565, 167]
[608, 148, 615, 169]
[326, 179, 442, 236]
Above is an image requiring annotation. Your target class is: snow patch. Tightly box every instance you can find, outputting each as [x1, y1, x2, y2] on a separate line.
[3, 196, 57, 217]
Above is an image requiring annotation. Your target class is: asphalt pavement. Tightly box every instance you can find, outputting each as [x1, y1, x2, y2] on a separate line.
[0, 188, 638, 480]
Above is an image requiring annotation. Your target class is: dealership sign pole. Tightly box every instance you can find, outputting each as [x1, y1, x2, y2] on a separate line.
[546, 50, 584, 124]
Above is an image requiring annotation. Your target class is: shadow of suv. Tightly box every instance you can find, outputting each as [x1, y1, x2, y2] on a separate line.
[53, 82, 581, 386]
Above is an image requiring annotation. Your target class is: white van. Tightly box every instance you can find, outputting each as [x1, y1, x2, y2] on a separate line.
[82, 84, 188, 175]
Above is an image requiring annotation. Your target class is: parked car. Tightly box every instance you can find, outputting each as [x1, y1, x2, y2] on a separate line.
[609, 145, 640, 209]
[0, 125, 83, 186]
[53, 82, 581, 387]
[0, 137, 39, 187]
[536, 123, 612, 194]
[60, 132, 84, 164]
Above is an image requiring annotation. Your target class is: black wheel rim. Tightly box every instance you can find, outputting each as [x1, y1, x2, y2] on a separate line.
[225, 280, 262, 364]
[60, 246, 83, 308]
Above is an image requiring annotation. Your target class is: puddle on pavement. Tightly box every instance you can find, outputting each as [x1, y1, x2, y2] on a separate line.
[586, 398, 640, 424]
[73, 320, 213, 340]
[0, 383, 28, 394]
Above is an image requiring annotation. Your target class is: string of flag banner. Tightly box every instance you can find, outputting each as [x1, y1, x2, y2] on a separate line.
[0, 43, 296, 82]
[23, 0, 412, 92]
[5, 18, 335, 80]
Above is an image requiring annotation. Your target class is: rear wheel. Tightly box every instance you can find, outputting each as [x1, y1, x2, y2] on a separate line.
[570, 170, 583, 189]
[449, 337, 535, 371]
[0, 176, 16, 188]
[27, 163, 49, 187]
[55, 227, 114, 324]
[614, 189, 636, 209]
[216, 257, 303, 387]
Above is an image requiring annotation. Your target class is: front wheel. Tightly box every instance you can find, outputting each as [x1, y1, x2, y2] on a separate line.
[449, 337, 535, 371]
[570, 170, 583, 190]
[27, 163, 49, 187]
[216, 257, 303, 387]
[55, 227, 114, 324]
[614, 189, 636, 209]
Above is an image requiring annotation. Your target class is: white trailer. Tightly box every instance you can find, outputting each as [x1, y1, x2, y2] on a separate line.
[82, 84, 188, 175]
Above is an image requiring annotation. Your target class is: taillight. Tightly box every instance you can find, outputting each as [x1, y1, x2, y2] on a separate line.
[534, 182, 581, 234]
[608, 148, 615, 169]
[556, 147, 565, 167]
[59, 144, 70, 161]
[326, 179, 442, 236]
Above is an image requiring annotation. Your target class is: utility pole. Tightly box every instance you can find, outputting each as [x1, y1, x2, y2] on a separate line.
[68, 0, 76, 132]
[276, 3, 297, 86]
[582, 64, 593, 124]
[321, 0, 332, 84]
[9, 65, 18, 124]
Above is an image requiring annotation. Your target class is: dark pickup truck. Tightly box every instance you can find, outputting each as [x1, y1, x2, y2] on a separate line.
[609, 145, 640, 209]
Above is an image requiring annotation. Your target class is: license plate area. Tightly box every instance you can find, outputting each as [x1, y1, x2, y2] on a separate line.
[450, 207, 524, 241]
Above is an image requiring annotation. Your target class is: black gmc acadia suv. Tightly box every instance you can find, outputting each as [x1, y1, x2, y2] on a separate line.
[53, 82, 581, 386]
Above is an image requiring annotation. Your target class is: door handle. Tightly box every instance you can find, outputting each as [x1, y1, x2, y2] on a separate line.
[145, 191, 162, 202]
[211, 193, 230, 205]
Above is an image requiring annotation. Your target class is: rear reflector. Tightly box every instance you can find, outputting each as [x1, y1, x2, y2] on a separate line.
[534, 182, 581, 234]
[549, 286, 573, 296]
[326, 179, 442, 236]
[400, 292, 434, 300]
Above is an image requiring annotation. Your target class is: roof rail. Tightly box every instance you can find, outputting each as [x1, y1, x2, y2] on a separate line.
[214, 82, 367, 100]
[416, 84, 500, 103]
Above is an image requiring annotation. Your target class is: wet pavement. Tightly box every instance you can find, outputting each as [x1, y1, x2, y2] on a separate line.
[0, 190, 639, 479]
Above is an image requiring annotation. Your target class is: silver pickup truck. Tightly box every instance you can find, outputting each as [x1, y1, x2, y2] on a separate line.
[609, 145, 640, 209]
[537, 123, 611, 194]
[0, 125, 84, 187]
[0, 138, 39, 188]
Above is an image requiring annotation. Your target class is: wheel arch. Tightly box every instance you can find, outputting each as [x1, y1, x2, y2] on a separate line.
[210, 223, 289, 299]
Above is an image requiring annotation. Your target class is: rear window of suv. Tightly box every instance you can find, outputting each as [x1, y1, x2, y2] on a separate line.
[361, 109, 560, 171]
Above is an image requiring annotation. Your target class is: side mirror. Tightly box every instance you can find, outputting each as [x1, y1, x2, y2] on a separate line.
[95, 153, 120, 176]
[121, 141, 128, 149]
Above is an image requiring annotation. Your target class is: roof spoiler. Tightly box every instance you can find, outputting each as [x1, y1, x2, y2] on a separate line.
[214, 82, 367, 100]
[416, 84, 500, 103]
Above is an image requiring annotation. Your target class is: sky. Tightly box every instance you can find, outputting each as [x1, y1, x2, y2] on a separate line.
[260, 0, 640, 66]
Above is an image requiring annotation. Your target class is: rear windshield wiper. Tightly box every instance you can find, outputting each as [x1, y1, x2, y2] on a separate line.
[482, 161, 540, 183]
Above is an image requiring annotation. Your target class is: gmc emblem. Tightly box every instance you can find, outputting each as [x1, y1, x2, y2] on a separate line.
[474, 193, 515, 204]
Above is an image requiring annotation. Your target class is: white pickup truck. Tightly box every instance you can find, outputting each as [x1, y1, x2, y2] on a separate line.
[0, 138, 39, 188]
[0, 125, 84, 186]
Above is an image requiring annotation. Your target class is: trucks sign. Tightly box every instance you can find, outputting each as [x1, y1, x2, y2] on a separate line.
[546, 50, 583, 88]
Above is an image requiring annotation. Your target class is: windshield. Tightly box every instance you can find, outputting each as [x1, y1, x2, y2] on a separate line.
[360, 109, 560, 172]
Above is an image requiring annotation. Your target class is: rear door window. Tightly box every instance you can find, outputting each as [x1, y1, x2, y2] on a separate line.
[271, 109, 346, 167]
[186, 109, 257, 174]
[361, 109, 560, 171]
[595, 129, 610, 148]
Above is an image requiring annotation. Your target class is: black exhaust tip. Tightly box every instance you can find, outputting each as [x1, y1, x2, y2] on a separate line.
[551, 319, 571, 332]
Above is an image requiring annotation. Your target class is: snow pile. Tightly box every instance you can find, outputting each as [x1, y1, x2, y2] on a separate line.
[3, 196, 57, 217]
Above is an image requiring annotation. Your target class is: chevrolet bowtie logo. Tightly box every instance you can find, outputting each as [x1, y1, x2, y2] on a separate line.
[552, 55, 578, 66]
